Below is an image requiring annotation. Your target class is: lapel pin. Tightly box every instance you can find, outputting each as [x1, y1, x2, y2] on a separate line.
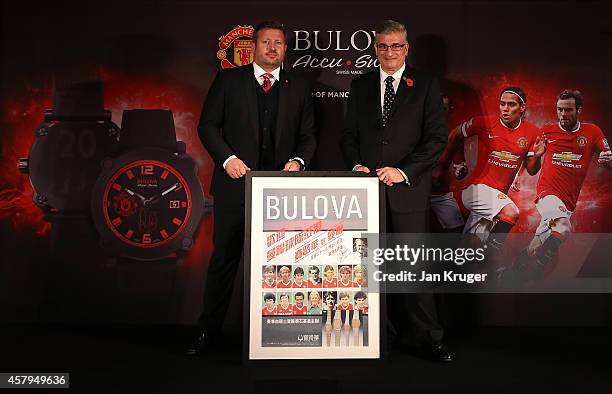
[402, 76, 414, 87]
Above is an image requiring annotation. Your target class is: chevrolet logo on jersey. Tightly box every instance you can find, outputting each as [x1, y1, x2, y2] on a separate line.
[490, 151, 520, 162]
[552, 152, 582, 162]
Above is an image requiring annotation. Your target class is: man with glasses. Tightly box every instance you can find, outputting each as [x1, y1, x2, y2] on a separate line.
[341, 20, 450, 362]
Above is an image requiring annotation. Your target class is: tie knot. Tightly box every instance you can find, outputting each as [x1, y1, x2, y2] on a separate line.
[262, 73, 273, 81]
[385, 76, 395, 85]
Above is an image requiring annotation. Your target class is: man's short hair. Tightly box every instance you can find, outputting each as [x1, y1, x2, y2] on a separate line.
[264, 293, 275, 302]
[354, 291, 367, 301]
[295, 292, 304, 299]
[354, 264, 365, 274]
[263, 265, 275, 273]
[279, 265, 290, 273]
[557, 89, 583, 109]
[339, 265, 351, 274]
[253, 21, 287, 42]
[339, 291, 350, 299]
[375, 20, 408, 42]
[309, 266, 319, 274]
[294, 267, 304, 275]
[324, 265, 335, 272]
[279, 293, 289, 300]
[500, 86, 527, 105]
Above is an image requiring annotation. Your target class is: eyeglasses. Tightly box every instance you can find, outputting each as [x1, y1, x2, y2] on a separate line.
[376, 43, 406, 51]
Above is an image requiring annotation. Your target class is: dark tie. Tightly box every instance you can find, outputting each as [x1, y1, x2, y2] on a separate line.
[382, 75, 395, 128]
[261, 73, 273, 93]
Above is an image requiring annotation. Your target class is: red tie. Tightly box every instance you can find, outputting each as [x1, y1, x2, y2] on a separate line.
[261, 73, 273, 93]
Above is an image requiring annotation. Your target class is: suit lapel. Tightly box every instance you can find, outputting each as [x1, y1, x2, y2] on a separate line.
[388, 67, 413, 119]
[243, 64, 260, 145]
[274, 69, 288, 151]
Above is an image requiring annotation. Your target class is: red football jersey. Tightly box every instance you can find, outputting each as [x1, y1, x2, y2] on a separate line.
[292, 280, 306, 289]
[262, 280, 276, 289]
[262, 306, 276, 316]
[276, 304, 293, 316]
[323, 278, 337, 288]
[336, 303, 353, 311]
[462, 115, 539, 193]
[338, 279, 354, 288]
[276, 280, 292, 289]
[308, 278, 322, 288]
[292, 304, 307, 315]
[537, 122, 609, 211]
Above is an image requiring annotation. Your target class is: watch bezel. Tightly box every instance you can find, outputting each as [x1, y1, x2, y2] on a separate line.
[91, 147, 204, 261]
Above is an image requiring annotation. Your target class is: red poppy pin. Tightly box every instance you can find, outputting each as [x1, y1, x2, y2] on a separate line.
[403, 77, 414, 87]
[284, 79, 289, 85]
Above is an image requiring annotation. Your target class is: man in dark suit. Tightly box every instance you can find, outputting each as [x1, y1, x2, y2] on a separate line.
[187, 21, 317, 355]
[341, 20, 451, 361]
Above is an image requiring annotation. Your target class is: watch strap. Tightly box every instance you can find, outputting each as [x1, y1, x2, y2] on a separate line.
[49, 79, 108, 120]
[119, 109, 178, 151]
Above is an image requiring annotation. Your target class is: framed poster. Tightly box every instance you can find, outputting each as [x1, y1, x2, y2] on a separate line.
[244, 171, 384, 360]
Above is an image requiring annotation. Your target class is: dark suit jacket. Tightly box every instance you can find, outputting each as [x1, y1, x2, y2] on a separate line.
[341, 66, 447, 213]
[198, 64, 317, 206]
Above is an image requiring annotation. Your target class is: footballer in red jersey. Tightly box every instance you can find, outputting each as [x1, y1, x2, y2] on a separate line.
[292, 292, 307, 315]
[354, 291, 369, 314]
[323, 265, 338, 288]
[276, 265, 292, 288]
[276, 293, 293, 316]
[307, 265, 322, 288]
[262, 293, 277, 316]
[262, 265, 276, 289]
[338, 265, 354, 288]
[292, 266, 307, 288]
[336, 292, 354, 311]
[519, 90, 612, 276]
[439, 86, 543, 254]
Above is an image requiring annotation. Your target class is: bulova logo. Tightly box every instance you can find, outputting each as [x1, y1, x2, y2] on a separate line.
[292, 30, 380, 72]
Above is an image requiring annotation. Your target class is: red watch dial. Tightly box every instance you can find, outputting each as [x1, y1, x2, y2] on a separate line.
[102, 160, 192, 248]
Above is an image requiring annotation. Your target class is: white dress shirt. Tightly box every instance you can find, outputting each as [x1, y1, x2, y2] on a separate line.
[222, 62, 304, 170]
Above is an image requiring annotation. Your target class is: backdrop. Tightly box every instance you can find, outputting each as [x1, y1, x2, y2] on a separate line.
[1, 0, 611, 327]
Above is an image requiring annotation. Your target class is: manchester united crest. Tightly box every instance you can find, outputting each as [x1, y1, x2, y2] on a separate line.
[576, 135, 588, 147]
[517, 136, 528, 149]
[217, 25, 255, 69]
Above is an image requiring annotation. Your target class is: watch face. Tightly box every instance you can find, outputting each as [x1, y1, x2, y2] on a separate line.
[102, 159, 192, 248]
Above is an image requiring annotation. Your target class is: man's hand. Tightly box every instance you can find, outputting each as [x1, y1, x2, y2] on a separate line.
[510, 177, 521, 192]
[598, 150, 612, 167]
[282, 161, 301, 172]
[453, 161, 468, 180]
[353, 165, 370, 173]
[532, 136, 547, 158]
[225, 158, 251, 179]
[376, 167, 404, 186]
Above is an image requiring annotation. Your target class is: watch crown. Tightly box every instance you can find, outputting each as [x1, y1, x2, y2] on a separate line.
[17, 157, 29, 174]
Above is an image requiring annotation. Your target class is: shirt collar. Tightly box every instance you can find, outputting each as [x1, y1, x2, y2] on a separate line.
[253, 62, 281, 81]
[379, 63, 406, 84]
[559, 121, 581, 133]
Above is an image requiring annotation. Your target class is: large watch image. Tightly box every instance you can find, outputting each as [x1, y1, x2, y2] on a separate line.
[18, 80, 119, 213]
[91, 109, 204, 261]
